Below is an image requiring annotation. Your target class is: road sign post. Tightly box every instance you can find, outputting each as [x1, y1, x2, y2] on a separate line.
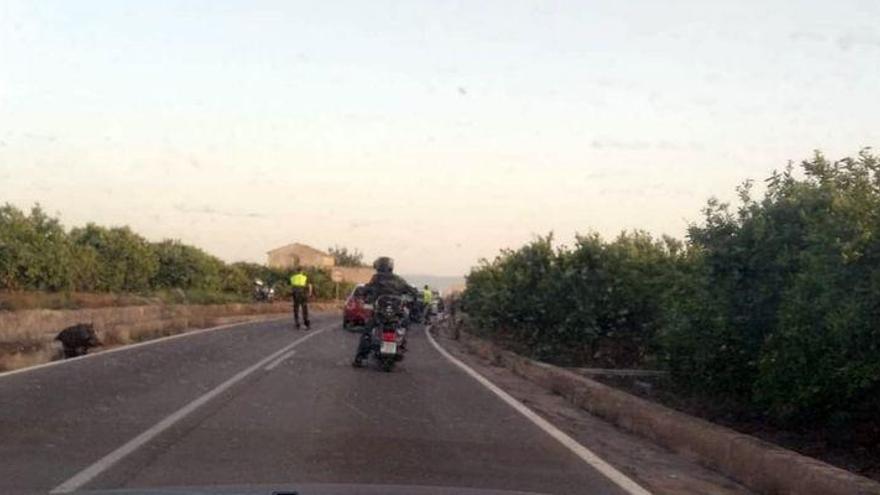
[331, 269, 343, 300]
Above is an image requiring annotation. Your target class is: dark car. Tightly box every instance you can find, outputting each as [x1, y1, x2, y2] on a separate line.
[343, 285, 372, 329]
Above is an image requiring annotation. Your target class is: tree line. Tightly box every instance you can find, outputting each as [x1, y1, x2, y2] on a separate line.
[462, 150, 880, 434]
[0, 206, 351, 301]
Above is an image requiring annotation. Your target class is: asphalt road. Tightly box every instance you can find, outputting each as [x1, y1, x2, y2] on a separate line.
[1, 313, 631, 495]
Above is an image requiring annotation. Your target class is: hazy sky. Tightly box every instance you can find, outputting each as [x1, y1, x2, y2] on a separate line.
[2, 1, 879, 275]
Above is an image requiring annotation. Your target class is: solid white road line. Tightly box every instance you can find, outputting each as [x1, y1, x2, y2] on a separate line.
[0, 315, 291, 379]
[50, 326, 330, 494]
[264, 349, 297, 370]
[424, 327, 653, 495]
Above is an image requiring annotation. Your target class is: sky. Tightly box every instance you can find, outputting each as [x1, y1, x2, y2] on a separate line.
[2, 1, 879, 276]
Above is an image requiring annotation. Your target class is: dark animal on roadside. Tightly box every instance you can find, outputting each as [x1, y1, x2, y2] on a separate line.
[55, 323, 102, 358]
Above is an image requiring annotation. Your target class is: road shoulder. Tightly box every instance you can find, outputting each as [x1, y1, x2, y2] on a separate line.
[430, 328, 753, 495]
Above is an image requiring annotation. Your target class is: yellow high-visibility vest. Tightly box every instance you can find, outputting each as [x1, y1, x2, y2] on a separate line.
[422, 289, 433, 304]
[291, 273, 308, 287]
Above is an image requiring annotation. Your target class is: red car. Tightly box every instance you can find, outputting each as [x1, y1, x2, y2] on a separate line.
[343, 285, 372, 329]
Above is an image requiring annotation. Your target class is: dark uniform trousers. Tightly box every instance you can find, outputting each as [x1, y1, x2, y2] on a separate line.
[292, 287, 309, 327]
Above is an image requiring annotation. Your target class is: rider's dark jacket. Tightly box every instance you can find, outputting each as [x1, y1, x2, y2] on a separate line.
[362, 272, 418, 303]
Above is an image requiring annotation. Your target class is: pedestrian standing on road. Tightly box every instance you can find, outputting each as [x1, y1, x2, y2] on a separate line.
[290, 267, 312, 330]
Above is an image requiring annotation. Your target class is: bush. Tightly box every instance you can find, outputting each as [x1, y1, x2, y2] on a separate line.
[463, 236, 560, 354]
[70, 224, 158, 292]
[754, 152, 880, 426]
[563, 232, 684, 367]
[151, 240, 224, 291]
[0, 205, 77, 291]
[465, 150, 880, 434]
[464, 232, 681, 367]
[220, 263, 252, 294]
[0, 203, 351, 303]
[661, 151, 880, 429]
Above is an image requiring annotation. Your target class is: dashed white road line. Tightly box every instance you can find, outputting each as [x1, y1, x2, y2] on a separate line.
[424, 326, 653, 495]
[264, 349, 297, 370]
[50, 326, 329, 494]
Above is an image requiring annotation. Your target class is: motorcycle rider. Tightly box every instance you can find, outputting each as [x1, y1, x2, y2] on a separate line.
[352, 256, 418, 367]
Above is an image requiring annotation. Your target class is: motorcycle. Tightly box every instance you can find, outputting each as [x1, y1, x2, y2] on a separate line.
[405, 295, 424, 325]
[370, 294, 407, 372]
[253, 279, 275, 303]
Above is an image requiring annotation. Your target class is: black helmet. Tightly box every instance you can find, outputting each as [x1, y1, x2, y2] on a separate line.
[373, 256, 394, 273]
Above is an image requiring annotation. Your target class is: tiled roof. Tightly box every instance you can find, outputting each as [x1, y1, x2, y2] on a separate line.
[266, 242, 330, 257]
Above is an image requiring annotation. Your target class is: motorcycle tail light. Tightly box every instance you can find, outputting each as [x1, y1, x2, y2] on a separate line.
[382, 331, 396, 342]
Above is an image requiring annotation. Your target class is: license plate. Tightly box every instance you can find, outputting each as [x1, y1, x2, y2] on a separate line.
[380, 342, 397, 354]
[363, 304, 373, 310]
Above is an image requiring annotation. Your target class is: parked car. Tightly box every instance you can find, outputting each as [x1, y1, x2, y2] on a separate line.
[343, 284, 372, 329]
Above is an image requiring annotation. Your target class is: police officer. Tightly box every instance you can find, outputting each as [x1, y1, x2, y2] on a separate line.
[290, 267, 312, 329]
[422, 285, 433, 322]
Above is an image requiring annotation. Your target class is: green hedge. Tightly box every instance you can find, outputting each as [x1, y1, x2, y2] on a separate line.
[464, 150, 880, 432]
[0, 204, 79, 291]
[665, 151, 880, 428]
[0, 206, 353, 301]
[463, 232, 682, 367]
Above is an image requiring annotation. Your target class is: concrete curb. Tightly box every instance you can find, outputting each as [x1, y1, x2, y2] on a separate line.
[449, 330, 880, 495]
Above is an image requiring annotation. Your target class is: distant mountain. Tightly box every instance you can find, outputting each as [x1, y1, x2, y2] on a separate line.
[401, 274, 466, 294]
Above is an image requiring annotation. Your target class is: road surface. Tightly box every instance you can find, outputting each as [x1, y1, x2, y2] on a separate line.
[1, 313, 635, 495]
